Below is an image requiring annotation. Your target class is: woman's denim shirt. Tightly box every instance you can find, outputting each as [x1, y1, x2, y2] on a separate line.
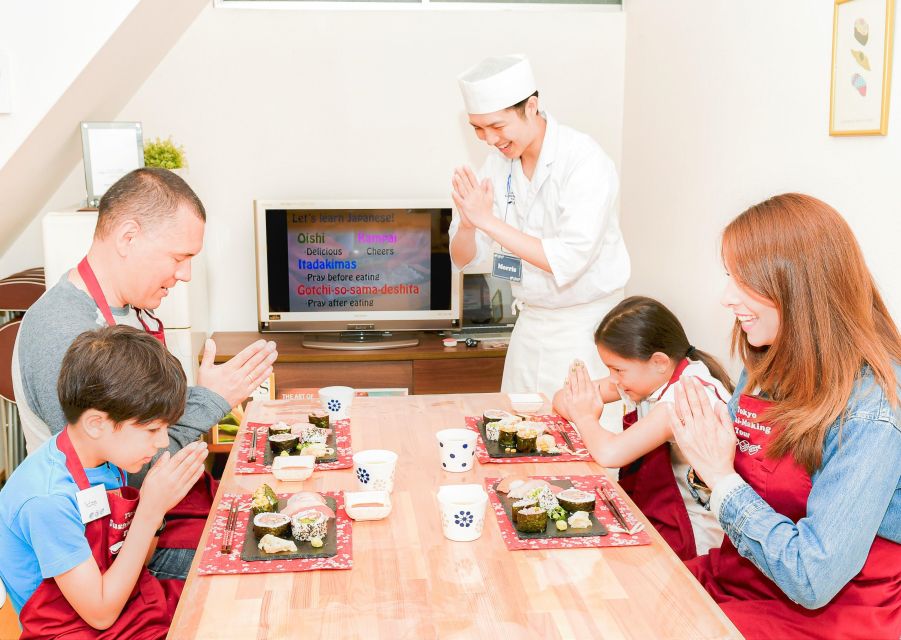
[716, 365, 901, 609]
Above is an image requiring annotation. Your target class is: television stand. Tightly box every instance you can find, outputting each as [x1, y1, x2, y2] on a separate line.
[301, 331, 420, 351]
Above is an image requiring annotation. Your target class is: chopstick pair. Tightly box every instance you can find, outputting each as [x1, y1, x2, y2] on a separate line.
[596, 487, 644, 535]
[220, 501, 239, 554]
[247, 427, 258, 462]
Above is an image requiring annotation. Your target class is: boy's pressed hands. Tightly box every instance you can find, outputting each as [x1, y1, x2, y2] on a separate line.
[140, 441, 208, 518]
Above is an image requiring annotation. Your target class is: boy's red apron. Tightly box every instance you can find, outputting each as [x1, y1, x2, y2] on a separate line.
[688, 394, 901, 640]
[618, 358, 699, 560]
[18, 428, 182, 639]
[77, 257, 216, 549]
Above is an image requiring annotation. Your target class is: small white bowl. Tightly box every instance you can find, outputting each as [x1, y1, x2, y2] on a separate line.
[344, 490, 392, 521]
[271, 455, 316, 482]
[508, 393, 545, 413]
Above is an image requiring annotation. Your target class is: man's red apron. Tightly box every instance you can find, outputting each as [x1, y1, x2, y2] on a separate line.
[18, 428, 182, 639]
[618, 358, 700, 560]
[77, 257, 215, 549]
[688, 394, 901, 640]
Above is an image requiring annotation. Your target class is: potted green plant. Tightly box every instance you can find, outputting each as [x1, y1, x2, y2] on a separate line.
[143, 136, 187, 172]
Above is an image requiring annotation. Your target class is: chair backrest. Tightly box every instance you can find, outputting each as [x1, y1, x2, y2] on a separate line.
[0, 320, 21, 402]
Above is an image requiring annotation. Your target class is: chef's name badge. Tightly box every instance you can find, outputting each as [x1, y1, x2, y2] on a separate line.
[76, 484, 112, 524]
[492, 253, 522, 282]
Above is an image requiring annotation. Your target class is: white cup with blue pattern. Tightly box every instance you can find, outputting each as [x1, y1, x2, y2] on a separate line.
[437, 484, 489, 542]
[436, 428, 478, 473]
[319, 386, 354, 420]
[352, 449, 398, 493]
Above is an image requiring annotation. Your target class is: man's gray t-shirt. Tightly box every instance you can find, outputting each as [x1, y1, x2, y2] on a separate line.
[13, 274, 229, 484]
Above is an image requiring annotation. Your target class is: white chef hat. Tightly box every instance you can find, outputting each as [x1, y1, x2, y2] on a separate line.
[458, 54, 537, 115]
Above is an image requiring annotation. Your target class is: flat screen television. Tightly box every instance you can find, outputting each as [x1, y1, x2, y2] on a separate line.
[254, 200, 460, 349]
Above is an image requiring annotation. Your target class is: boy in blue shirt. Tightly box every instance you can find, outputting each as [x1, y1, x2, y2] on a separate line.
[0, 325, 207, 638]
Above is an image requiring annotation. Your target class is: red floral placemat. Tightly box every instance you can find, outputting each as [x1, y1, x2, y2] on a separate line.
[465, 415, 593, 464]
[485, 475, 651, 550]
[196, 491, 352, 575]
[234, 420, 353, 474]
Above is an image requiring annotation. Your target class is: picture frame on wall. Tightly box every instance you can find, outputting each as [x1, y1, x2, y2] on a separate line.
[829, 0, 896, 135]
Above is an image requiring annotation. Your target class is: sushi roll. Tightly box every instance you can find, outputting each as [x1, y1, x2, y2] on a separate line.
[268, 422, 292, 437]
[251, 483, 279, 515]
[527, 486, 560, 513]
[515, 427, 538, 453]
[498, 424, 518, 447]
[291, 510, 329, 542]
[269, 433, 299, 453]
[511, 498, 538, 520]
[301, 428, 328, 445]
[557, 489, 596, 513]
[308, 412, 330, 429]
[482, 409, 512, 426]
[252, 512, 291, 539]
[485, 421, 501, 442]
[516, 506, 548, 533]
[258, 534, 298, 554]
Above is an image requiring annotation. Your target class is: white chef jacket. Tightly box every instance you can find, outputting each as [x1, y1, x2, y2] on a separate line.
[449, 113, 630, 397]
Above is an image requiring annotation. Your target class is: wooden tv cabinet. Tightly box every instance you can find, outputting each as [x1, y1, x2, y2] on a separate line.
[208, 332, 507, 396]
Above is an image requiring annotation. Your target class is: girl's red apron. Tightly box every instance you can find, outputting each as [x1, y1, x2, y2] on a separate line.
[76, 257, 215, 549]
[688, 394, 901, 640]
[18, 428, 182, 639]
[618, 358, 700, 560]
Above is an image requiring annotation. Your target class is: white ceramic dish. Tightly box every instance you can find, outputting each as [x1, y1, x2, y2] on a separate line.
[508, 393, 545, 413]
[344, 490, 392, 521]
[271, 455, 316, 482]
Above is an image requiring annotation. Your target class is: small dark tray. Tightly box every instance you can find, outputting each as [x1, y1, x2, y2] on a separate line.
[262, 428, 338, 465]
[241, 497, 338, 562]
[478, 419, 562, 459]
[495, 479, 607, 540]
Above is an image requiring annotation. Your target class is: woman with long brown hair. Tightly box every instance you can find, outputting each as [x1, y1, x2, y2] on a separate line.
[671, 193, 901, 639]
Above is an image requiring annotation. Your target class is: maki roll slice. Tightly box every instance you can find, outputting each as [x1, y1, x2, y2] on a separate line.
[515, 427, 538, 453]
[482, 409, 512, 426]
[269, 433, 300, 453]
[258, 534, 298, 554]
[557, 488, 596, 513]
[291, 510, 329, 542]
[268, 422, 292, 437]
[484, 421, 501, 442]
[498, 424, 518, 448]
[511, 498, 538, 520]
[516, 506, 548, 533]
[252, 512, 291, 539]
[251, 483, 279, 515]
[308, 412, 330, 429]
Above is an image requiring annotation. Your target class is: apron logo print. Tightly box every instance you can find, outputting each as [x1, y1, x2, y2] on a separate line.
[737, 439, 762, 455]
[109, 541, 124, 555]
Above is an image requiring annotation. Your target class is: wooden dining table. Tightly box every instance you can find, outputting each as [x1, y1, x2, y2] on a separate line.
[168, 394, 742, 639]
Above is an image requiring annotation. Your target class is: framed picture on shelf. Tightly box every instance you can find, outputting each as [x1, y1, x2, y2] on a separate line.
[829, 0, 896, 135]
[80, 122, 144, 206]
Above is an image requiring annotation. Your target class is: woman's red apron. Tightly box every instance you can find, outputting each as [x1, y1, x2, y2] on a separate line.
[618, 358, 700, 560]
[77, 257, 215, 549]
[688, 394, 901, 640]
[18, 428, 182, 639]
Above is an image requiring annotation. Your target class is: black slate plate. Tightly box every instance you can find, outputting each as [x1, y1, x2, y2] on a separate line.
[495, 479, 607, 540]
[240, 497, 338, 562]
[478, 419, 562, 459]
[263, 428, 338, 465]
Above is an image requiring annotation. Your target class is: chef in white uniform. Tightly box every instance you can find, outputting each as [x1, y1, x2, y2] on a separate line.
[449, 54, 630, 399]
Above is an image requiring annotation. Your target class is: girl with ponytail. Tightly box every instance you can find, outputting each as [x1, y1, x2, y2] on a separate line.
[554, 295, 733, 560]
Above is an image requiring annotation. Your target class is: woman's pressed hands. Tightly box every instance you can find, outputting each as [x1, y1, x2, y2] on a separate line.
[667, 377, 737, 491]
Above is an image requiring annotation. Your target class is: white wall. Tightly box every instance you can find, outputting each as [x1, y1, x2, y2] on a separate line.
[102, 5, 626, 331]
[0, 0, 138, 166]
[621, 0, 901, 375]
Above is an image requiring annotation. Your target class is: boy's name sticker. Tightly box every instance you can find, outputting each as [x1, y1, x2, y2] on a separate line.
[76, 484, 111, 524]
[492, 253, 522, 282]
